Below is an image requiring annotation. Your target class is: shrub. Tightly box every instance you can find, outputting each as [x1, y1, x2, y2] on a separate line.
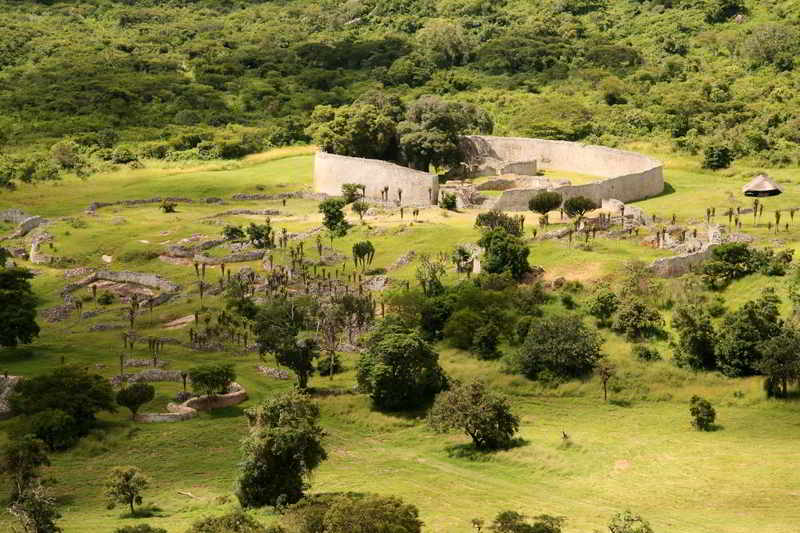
[689, 396, 716, 431]
[704, 0, 744, 23]
[223, 225, 246, 241]
[702, 145, 732, 169]
[116, 383, 155, 420]
[560, 293, 577, 310]
[188, 364, 235, 397]
[516, 314, 602, 381]
[477, 228, 531, 281]
[97, 292, 115, 305]
[428, 380, 519, 450]
[319, 198, 350, 237]
[111, 148, 138, 164]
[115, 525, 167, 533]
[443, 309, 483, 350]
[439, 191, 457, 210]
[588, 289, 618, 327]
[236, 391, 326, 508]
[612, 297, 664, 340]
[317, 353, 342, 376]
[472, 322, 502, 360]
[715, 289, 782, 377]
[160, 201, 177, 213]
[279, 493, 422, 533]
[357, 321, 448, 411]
[185, 511, 268, 533]
[671, 304, 716, 371]
[341, 183, 362, 203]
[489, 510, 565, 533]
[608, 510, 654, 533]
[27, 409, 78, 451]
[632, 345, 661, 362]
[475, 209, 524, 236]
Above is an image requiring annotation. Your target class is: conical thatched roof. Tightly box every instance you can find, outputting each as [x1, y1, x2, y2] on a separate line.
[742, 174, 782, 197]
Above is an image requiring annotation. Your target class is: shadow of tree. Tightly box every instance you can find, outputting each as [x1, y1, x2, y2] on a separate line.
[444, 438, 529, 461]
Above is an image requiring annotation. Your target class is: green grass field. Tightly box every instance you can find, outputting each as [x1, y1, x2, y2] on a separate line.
[2, 145, 800, 532]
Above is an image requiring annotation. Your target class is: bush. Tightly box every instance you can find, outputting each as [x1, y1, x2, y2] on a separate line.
[477, 228, 531, 281]
[115, 525, 167, 533]
[111, 148, 138, 164]
[632, 345, 661, 362]
[97, 292, 115, 305]
[612, 297, 664, 340]
[475, 210, 524, 236]
[116, 383, 155, 420]
[689, 396, 716, 431]
[317, 353, 342, 376]
[516, 314, 602, 381]
[443, 309, 483, 350]
[702, 145, 732, 169]
[489, 510, 565, 533]
[341, 183, 362, 203]
[608, 510, 654, 533]
[236, 391, 326, 508]
[560, 293, 577, 310]
[188, 364, 235, 397]
[428, 380, 519, 450]
[439, 191, 457, 210]
[223, 225, 247, 241]
[588, 289, 618, 327]
[472, 322, 502, 360]
[27, 409, 78, 451]
[279, 493, 422, 533]
[357, 321, 448, 411]
[185, 511, 268, 533]
[528, 191, 562, 223]
[160, 201, 177, 213]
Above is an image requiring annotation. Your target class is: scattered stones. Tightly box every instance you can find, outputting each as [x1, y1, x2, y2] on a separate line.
[89, 323, 123, 332]
[41, 304, 74, 323]
[541, 228, 571, 240]
[207, 209, 281, 218]
[194, 250, 265, 265]
[256, 366, 290, 380]
[63, 267, 95, 279]
[164, 315, 196, 330]
[102, 255, 113, 263]
[363, 275, 391, 291]
[0, 376, 22, 420]
[124, 359, 169, 368]
[390, 250, 416, 269]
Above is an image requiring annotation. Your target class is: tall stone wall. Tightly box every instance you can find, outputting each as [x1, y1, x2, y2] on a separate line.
[313, 152, 439, 206]
[462, 136, 664, 211]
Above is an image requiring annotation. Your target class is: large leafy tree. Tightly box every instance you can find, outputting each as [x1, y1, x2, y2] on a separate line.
[758, 327, 800, 398]
[236, 391, 326, 508]
[398, 95, 492, 171]
[477, 228, 531, 281]
[116, 383, 155, 420]
[322, 494, 424, 533]
[306, 103, 398, 161]
[715, 288, 782, 377]
[671, 304, 717, 371]
[517, 314, 602, 381]
[428, 380, 519, 450]
[105, 466, 149, 516]
[1, 435, 50, 500]
[10, 366, 116, 440]
[357, 320, 448, 411]
[0, 266, 40, 348]
[253, 297, 319, 390]
[528, 192, 562, 225]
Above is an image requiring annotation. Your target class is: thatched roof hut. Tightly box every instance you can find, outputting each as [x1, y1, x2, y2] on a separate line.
[742, 174, 782, 197]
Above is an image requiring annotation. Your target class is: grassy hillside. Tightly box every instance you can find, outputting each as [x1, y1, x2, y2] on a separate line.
[1, 145, 800, 531]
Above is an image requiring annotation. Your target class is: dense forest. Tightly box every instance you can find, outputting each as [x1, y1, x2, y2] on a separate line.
[2, 0, 800, 178]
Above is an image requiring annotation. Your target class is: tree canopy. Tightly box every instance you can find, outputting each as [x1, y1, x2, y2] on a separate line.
[0, 267, 40, 348]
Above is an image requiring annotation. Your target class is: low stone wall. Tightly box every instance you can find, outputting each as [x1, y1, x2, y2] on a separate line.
[1, 209, 31, 225]
[134, 382, 248, 423]
[499, 160, 538, 176]
[313, 151, 439, 206]
[193, 250, 265, 265]
[2, 216, 48, 241]
[459, 136, 663, 211]
[649, 244, 719, 278]
[62, 270, 181, 296]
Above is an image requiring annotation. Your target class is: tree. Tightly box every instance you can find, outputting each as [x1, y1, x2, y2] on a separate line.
[116, 383, 155, 420]
[611, 297, 664, 340]
[246, 221, 275, 249]
[702, 145, 732, 169]
[516, 314, 602, 381]
[704, 0, 744, 23]
[185, 511, 268, 533]
[428, 380, 519, 450]
[352, 241, 375, 271]
[607, 511, 654, 533]
[105, 466, 149, 515]
[489, 510, 564, 533]
[475, 210, 524, 237]
[357, 320, 448, 411]
[254, 298, 318, 390]
[563, 196, 597, 224]
[671, 304, 717, 371]
[8, 482, 62, 533]
[188, 364, 235, 397]
[596, 359, 616, 402]
[398, 95, 492, 171]
[715, 289, 782, 377]
[319, 198, 350, 239]
[689, 396, 716, 431]
[322, 494, 423, 533]
[306, 103, 399, 161]
[588, 288, 618, 327]
[415, 253, 446, 297]
[1, 435, 50, 500]
[528, 192, 562, 226]
[758, 328, 800, 398]
[10, 366, 115, 444]
[472, 322, 502, 360]
[236, 391, 326, 508]
[0, 266, 40, 348]
[351, 200, 369, 222]
[341, 183, 362, 203]
[416, 19, 472, 68]
[478, 228, 531, 281]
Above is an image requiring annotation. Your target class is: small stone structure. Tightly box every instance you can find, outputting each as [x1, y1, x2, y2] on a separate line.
[649, 226, 724, 278]
[61, 270, 181, 297]
[1, 215, 48, 241]
[134, 382, 248, 423]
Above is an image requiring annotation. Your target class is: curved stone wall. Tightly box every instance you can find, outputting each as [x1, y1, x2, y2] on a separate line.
[134, 382, 248, 423]
[461, 136, 664, 211]
[313, 152, 439, 206]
